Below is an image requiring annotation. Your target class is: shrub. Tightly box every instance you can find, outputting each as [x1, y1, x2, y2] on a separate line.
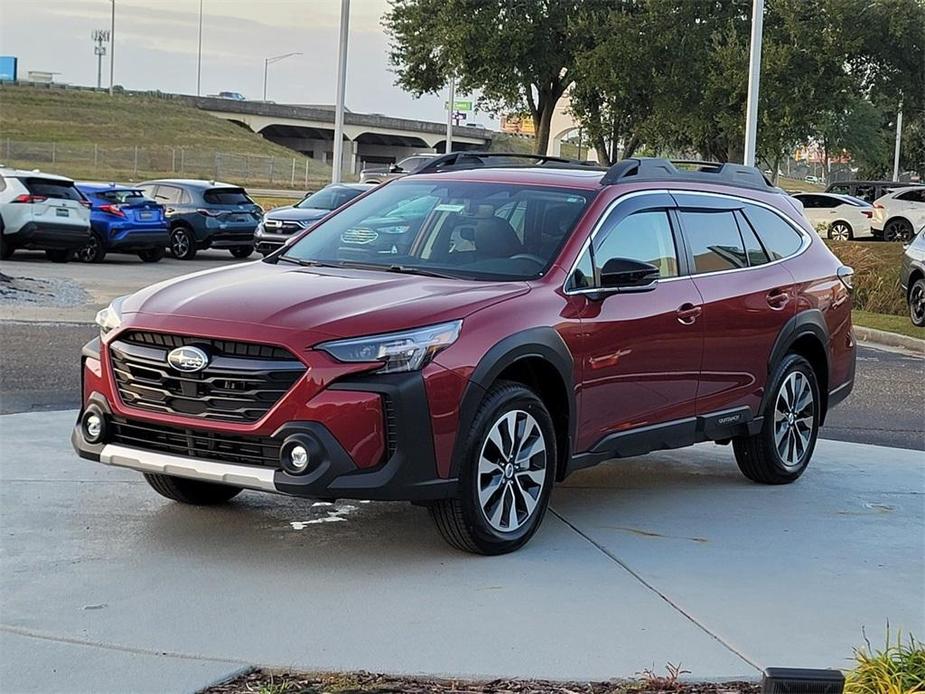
[844, 630, 925, 694]
[824, 241, 907, 316]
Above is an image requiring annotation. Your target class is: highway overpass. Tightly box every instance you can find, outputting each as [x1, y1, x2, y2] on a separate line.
[188, 96, 493, 175]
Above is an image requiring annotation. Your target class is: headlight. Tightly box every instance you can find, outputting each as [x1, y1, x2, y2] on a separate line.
[317, 320, 462, 374]
[95, 296, 126, 337]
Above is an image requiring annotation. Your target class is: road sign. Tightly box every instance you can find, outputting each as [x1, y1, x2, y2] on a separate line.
[445, 99, 472, 112]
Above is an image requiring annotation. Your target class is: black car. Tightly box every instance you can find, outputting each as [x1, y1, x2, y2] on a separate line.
[136, 179, 262, 260]
[826, 180, 923, 205]
[254, 183, 373, 256]
[901, 225, 925, 327]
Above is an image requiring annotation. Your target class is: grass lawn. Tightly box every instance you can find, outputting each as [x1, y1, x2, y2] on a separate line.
[852, 310, 923, 340]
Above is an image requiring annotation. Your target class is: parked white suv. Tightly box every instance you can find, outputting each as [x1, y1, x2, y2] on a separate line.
[872, 186, 925, 242]
[791, 192, 874, 240]
[0, 168, 91, 262]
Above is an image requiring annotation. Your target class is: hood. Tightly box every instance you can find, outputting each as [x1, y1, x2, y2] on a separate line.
[265, 206, 330, 223]
[122, 261, 529, 341]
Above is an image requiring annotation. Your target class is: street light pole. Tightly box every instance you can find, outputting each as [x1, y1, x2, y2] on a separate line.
[332, 0, 350, 183]
[263, 52, 302, 102]
[196, 0, 203, 96]
[445, 77, 455, 154]
[109, 0, 115, 95]
[892, 106, 903, 182]
[743, 0, 765, 167]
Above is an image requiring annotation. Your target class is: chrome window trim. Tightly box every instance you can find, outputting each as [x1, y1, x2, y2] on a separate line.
[562, 188, 812, 295]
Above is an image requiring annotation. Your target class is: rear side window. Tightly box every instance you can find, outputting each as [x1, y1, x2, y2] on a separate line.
[204, 188, 252, 205]
[827, 184, 849, 195]
[896, 189, 925, 202]
[679, 210, 747, 273]
[0, 176, 6, 192]
[743, 206, 804, 260]
[735, 211, 769, 266]
[154, 186, 184, 204]
[25, 178, 82, 201]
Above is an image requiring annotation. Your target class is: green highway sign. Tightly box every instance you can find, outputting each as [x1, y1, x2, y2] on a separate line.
[445, 99, 472, 112]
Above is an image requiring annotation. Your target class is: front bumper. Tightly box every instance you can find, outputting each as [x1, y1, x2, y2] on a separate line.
[72, 340, 459, 502]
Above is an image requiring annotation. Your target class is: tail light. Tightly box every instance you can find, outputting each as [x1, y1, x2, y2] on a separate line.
[11, 194, 47, 203]
[79, 199, 92, 209]
[837, 265, 854, 291]
[99, 203, 125, 217]
[874, 203, 885, 210]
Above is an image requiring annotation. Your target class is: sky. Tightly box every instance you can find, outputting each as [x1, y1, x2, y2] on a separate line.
[0, 0, 493, 127]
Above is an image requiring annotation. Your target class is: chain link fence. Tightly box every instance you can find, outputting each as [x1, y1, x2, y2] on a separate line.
[1, 139, 331, 190]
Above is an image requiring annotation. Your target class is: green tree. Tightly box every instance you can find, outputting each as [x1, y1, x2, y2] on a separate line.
[384, 0, 590, 153]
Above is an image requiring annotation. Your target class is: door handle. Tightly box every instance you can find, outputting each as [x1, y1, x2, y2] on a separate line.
[676, 303, 702, 325]
[767, 288, 790, 309]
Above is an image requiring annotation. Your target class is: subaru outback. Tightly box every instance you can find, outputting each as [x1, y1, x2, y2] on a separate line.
[73, 155, 856, 555]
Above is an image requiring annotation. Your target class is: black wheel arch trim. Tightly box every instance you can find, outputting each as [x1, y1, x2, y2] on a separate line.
[764, 309, 832, 419]
[447, 327, 575, 479]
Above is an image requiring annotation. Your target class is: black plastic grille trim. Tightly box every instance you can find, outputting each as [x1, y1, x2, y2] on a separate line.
[122, 331, 294, 360]
[109, 417, 281, 467]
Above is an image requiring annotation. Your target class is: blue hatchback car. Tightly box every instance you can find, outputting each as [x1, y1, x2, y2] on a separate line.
[75, 183, 169, 263]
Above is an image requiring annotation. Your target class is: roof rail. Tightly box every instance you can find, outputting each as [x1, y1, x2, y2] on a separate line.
[412, 151, 604, 175]
[600, 157, 775, 191]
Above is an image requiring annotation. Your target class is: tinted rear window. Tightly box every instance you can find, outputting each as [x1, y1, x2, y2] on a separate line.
[743, 206, 804, 260]
[96, 189, 148, 204]
[204, 188, 253, 205]
[25, 178, 82, 201]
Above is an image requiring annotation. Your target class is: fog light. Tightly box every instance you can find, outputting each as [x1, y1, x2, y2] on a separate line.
[290, 445, 309, 472]
[82, 410, 106, 444]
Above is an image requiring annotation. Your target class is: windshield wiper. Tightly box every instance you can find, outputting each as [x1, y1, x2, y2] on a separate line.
[384, 264, 460, 279]
[279, 256, 341, 268]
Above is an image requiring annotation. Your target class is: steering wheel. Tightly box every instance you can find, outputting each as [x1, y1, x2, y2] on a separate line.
[509, 253, 545, 268]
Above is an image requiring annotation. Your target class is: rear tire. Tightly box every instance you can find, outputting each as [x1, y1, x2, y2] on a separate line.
[169, 226, 197, 260]
[430, 381, 556, 555]
[909, 278, 925, 328]
[137, 247, 166, 263]
[0, 236, 12, 260]
[143, 473, 242, 505]
[230, 245, 253, 259]
[733, 354, 820, 484]
[45, 249, 73, 263]
[76, 232, 107, 263]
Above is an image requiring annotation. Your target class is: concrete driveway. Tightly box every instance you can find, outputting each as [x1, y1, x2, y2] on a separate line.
[1, 411, 923, 693]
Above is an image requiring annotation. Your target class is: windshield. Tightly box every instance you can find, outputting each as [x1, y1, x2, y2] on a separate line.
[295, 187, 363, 211]
[281, 180, 594, 281]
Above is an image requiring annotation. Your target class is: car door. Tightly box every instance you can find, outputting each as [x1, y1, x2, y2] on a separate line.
[672, 193, 798, 419]
[569, 193, 703, 452]
[894, 189, 925, 228]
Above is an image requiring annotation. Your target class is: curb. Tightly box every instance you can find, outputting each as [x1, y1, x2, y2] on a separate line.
[854, 325, 925, 353]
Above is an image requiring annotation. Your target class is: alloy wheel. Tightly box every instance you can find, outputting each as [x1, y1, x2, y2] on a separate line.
[773, 371, 815, 468]
[171, 230, 190, 258]
[77, 234, 100, 262]
[477, 410, 547, 533]
[884, 220, 912, 243]
[828, 222, 851, 241]
[910, 282, 925, 326]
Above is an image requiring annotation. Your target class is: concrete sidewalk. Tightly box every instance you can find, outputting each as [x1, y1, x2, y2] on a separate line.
[1, 410, 922, 693]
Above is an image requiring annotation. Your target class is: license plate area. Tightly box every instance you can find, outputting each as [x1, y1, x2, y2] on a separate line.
[56, 208, 69, 217]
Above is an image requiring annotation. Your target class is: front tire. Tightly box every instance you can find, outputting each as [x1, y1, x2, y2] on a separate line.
[430, 381, 556, 555]
[76, 232, 107, 263]
[230, 245, 253, 259]
[827, 221, 852, 241]
[909, 278, 925, 328]
[169, 226, 197, 260]
[733, 354, 820, 484]
[45, 249, 73, 263]
[143, 473, 242, 505]
[883, 218, 913, 243]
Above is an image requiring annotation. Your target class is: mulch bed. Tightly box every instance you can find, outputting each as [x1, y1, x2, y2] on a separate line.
[204, 669, 761, 694]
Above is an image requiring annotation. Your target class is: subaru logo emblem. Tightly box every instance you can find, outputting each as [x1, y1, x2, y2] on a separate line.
[167, 346, 209, 373]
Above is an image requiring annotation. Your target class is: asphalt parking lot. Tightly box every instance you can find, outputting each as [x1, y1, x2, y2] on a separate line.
[1, 410, 922, 693]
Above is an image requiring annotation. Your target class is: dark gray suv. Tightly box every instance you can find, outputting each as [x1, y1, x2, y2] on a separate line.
[137, 179, 262, 260]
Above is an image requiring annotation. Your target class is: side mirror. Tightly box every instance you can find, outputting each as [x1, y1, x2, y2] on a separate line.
[600, 258, 661, 290]
[388, 163, 401, 173]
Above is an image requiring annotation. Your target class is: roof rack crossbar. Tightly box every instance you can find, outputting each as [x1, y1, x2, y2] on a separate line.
[600, 157, 774, 191]
[412, 151, 603, 175]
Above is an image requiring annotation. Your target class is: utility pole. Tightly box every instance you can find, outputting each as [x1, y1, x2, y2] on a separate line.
[892, 107, 903, 182]
[331, 0, 350, 183]
[263, 52, 301, 102]
[743, 0, 765, 167]
[445, 77, 455, 154]
[109, 1, 115, 95]
[196, 0, 203, 96]
[92, 30, 110, 89]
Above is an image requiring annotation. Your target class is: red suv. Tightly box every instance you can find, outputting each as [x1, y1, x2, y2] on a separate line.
[72, 156, 856, 554]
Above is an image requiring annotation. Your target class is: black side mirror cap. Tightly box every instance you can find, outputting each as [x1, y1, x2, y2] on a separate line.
[600, 257, 661, 290]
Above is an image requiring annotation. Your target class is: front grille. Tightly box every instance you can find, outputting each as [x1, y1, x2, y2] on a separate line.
[110, 332, 306, 422]
[264, 219, 304, 235]
[341, 228, 379, 245]
[110, 417, 280, 467]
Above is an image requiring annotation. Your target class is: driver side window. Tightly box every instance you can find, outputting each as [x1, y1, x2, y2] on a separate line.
[594, 210, 679, 279]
